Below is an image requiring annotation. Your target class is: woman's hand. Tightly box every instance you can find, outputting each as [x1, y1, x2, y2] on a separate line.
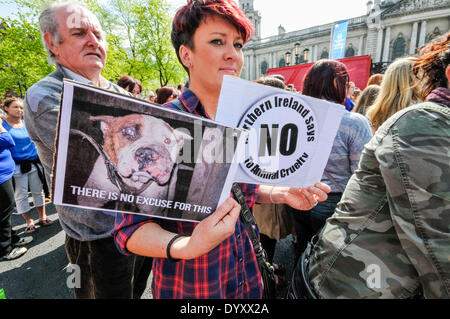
[127, 198, 241, 260]
[172, 197, 241, 259]
[258, 182, 331, 211]
[283, 183, 331, 210]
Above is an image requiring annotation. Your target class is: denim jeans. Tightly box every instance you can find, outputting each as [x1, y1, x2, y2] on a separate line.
[65, 235, 152, 299]
[288, 193, 342, 254]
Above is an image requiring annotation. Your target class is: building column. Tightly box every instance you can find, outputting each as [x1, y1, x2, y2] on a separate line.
[375, 27, 383, 62]
[255, 54, 260, 79]
[410, 22, 418, 55]
[418, 20, 427, 48]
[358, 35, 364, 56]
[308, 45, 313, 63]
[383, 26, 391, 62]
[313, 44, 319, 62]
[245, 55, 250, 80]
[249, 53, 255, 81]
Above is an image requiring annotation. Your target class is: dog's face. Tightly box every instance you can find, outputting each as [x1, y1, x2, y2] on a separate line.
[90, 114, 191, 188]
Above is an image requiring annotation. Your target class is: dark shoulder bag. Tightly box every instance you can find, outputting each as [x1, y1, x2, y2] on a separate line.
[231, 183, 276, 299]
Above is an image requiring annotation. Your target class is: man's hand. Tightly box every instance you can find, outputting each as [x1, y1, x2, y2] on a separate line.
[173, 198, 241, 259]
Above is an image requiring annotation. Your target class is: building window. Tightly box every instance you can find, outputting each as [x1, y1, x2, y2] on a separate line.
[261, 61, 268, 75]
[392, 35, 406, 60]
[279, 58, 286, 67]
[345, 46, 355, 57]
[320, 50, 329, 59]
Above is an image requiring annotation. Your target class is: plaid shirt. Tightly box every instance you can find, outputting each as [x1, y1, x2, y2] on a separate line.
[113, 88, 262, 299]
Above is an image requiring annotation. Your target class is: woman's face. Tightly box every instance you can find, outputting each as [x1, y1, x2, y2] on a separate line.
[5, 101, 23, 119]
[181, 15, 244, 93]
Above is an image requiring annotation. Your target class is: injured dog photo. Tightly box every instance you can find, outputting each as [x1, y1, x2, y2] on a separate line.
[74, 113, 192, 216]
[54, 81, 242, 222]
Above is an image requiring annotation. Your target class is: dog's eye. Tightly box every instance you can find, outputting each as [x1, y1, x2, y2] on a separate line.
[121, 126, 137, 140]
[164, 138, 171, 144]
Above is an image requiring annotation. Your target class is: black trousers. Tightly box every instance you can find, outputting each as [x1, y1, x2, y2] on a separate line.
[0, 178, 20, 257]
[289, 193, 342, 254]
[65, 235, 152, 299]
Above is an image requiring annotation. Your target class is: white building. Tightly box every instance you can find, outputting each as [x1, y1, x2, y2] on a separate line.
[240, 0, 450, 81]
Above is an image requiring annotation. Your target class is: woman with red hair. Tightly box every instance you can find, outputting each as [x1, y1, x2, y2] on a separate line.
[114, 0, 330, 299]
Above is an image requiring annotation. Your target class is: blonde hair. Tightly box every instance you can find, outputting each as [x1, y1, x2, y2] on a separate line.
[352, 85, 380, 116]
[367, 57, 422, 131]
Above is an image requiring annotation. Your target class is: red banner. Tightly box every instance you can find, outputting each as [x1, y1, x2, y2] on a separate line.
[267, 55, 372, 92]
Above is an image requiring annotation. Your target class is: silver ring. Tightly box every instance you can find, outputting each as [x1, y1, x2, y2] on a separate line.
[312, 202, 318, 208]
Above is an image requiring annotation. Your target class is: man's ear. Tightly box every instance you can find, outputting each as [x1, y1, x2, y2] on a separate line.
[43, 32, 58, 57]
[179, 44, 192, 69]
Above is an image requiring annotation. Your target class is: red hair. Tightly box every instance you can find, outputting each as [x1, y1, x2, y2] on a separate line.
[413, 31, 450, 99]
[171, 0, 254, 72]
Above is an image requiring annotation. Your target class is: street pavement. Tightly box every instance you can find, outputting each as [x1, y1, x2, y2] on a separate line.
[0, 202, 297, 299]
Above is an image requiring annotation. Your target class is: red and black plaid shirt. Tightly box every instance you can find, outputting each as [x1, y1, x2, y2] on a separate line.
[113, 89, 262, 299]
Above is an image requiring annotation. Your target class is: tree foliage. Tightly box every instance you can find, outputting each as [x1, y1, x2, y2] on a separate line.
[95, 0, 187, 92]
[0, 0, 54, 98]
[0, 0, 186, 98]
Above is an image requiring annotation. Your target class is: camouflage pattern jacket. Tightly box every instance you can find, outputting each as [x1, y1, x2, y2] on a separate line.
[308, 100, 450, 299]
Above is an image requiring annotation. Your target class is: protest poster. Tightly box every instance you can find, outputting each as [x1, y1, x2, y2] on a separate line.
[52, 80, 246, 222]
[215, 76, 345, 188]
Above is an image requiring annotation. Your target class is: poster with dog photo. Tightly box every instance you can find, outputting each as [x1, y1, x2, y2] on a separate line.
[52, 80, 246, 223]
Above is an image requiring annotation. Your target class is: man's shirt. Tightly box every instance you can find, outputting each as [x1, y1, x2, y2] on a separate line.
[23, 64, 130, 241]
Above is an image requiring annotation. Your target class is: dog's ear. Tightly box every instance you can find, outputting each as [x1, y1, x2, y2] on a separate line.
[89, 116, 115, 135]
[173, 128, 193, 149]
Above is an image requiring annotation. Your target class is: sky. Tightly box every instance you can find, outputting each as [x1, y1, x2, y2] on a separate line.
[166, 0, 369, 38]
[1, 0, 369, 38]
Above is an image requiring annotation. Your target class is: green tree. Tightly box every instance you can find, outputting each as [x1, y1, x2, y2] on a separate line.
[95, 0, 186, 92]
[0, 0, 54, 98]
[0, 0, 186, 98]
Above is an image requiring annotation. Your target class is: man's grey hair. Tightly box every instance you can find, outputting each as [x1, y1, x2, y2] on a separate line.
[39, 1, 106, 65]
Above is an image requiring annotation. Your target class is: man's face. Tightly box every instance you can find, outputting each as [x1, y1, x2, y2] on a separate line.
[49, 5, 107, 79]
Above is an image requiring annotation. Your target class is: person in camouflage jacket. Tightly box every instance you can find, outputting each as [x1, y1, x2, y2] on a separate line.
[308, 32, 450, 299]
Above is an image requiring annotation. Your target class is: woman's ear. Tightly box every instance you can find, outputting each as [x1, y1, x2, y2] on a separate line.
[179, 45, 192, 68]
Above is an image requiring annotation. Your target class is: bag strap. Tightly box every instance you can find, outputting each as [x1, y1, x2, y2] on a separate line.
[231, 183, 270, 268]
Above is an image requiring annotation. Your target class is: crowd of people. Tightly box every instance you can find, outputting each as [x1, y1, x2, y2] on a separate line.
[0, 0, 448, 300]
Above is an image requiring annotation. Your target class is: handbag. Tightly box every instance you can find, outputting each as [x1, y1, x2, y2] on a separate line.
[231, 183, 277, 299]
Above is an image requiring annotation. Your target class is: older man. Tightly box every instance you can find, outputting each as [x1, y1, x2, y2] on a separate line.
[23, 1, 151, 299]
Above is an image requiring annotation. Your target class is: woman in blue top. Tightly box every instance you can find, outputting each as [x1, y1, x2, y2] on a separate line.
[1, 98, 53, 234]
[287, 60, 373, 254]
[0, 117, 33, 260]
